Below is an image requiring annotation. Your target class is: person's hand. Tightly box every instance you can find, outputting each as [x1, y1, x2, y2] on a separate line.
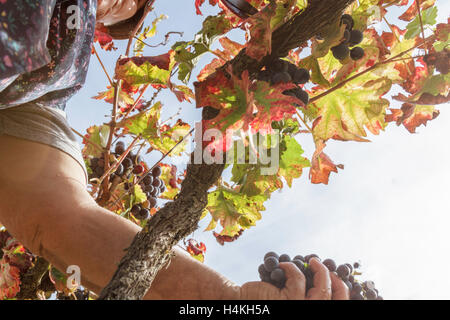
[239, 258, 350, 300]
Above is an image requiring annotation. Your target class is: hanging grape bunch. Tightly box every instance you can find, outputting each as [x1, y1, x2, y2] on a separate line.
[258, 252, 383, 300]
[256, 58, 311, 107]
[88, 141, 165, 221]
[129, 165, 165, 221]
[331, 14, 365, 61]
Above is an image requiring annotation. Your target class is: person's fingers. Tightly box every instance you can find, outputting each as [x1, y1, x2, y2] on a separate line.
[306, 258, 332, 300]
[330, 272, 350, 300]
[279, 262, 306, 300]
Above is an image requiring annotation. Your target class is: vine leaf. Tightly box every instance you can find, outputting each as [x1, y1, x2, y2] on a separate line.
[398, 0, 436, 22]
[120, 102, 191, 156]
[115, 51, 176, 86]
[205, 187, 266, 237]
[81, 125, 109, 158]
[278, 135, 310, 187]
[245, 1, 277, 61]
[405, 6, 437, 39]
[309, 140, 343, 185]
[172, 15, 232, 82]
[311, 74, 392, 142]
[159, 163, 180, 200]
[197, 37, 244, 82]
[93, 24, 116, 51]
[386, 103, 440, 133]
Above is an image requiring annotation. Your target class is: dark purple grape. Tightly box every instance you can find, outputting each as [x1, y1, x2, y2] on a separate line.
[344, 280, 353, 291]
[145, 184, 154, 193]
[133, 165, 144, 175]
[257, 69, 272, 82]
[331, 43, 350, 60]
[115, 142, 125, 155]
[148, 196, 157, 208]
[151, 187, 160, 198]
[351, 282, 362, 294]
[269, 59, 288, 72]
[305, 254, 320, 263]
[264, 256, 279, 273]
[152, 177, 162, 188]
[270, 268, 286, 283]
[349, 275, 355, 283]
[350, 47, 365, 60]
[122, 158, 133, 169]
[351, 292, 364, 300]
[152, 166, 162, 177]
[135, 208, 150, 220]
[271, 72, 292, 84]
[341, 14, 354, 30]
[349, 30, 363, 46]
[323, 259, 337, 272]
[336, 264, 350, 278]
[353, 262, 360, 269]
[292, 259, 305, 272]
[292, 68, 310, 84]
[159, 182, 166, 193]
[345, 263, 353, 274]
[287, 63, 298, 77]
[97, 159, 105, 168]
[95, 166, 104, 176]
[295, 88, 309, 106]
[293, 255, 305, 262]
[143, 175, 153, 186]
[90, 157, 99, 168]
[115, 164, 124, 176]
[366, 288, 377, 300]
[264, 252, 279, 261]
[279, 254, 291, 262]
[131, 204, 141, 215]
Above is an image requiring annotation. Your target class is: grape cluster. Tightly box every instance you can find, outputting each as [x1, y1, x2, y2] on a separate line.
[89, 141, 165, 221]
[331, 14, 365, 61]
[88, 141, 145, 181]
[129, 165, 165, 221]
[258, 252, 383, 300]
[256, 58, 311, 106]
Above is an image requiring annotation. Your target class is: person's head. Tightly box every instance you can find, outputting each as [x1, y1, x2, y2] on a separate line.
[97, 0, 149, 39]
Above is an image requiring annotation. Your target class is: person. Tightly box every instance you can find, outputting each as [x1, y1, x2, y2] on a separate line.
[0, 0, 349, 300]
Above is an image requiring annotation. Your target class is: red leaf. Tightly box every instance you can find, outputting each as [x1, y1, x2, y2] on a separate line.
[93, 24, 116, 51]
[309, 141, 342, 185]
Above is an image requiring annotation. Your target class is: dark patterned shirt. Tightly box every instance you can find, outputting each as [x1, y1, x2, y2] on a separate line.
[0, 0, 96, 110]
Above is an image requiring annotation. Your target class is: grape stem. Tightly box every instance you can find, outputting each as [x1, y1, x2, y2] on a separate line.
[92, 45, 113, 87]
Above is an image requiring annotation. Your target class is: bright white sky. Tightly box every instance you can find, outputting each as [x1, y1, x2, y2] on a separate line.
[67, 0, 450, 300]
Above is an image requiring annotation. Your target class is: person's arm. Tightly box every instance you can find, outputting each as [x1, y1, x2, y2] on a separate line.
[0, 134, 348, 299]
[0, 134, 243, 299]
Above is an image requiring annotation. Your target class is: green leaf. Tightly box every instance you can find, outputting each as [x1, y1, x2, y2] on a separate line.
[312, 74, 392, 142]
[205, 187, 266, 236]
[279, 136, 310, 187]
[405, 6, 437, 39]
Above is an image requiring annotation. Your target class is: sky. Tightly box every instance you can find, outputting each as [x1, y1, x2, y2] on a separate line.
[66, 0, 450, 300]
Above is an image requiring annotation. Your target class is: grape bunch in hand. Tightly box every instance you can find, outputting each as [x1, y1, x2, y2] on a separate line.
[258, 251, 383, 300]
